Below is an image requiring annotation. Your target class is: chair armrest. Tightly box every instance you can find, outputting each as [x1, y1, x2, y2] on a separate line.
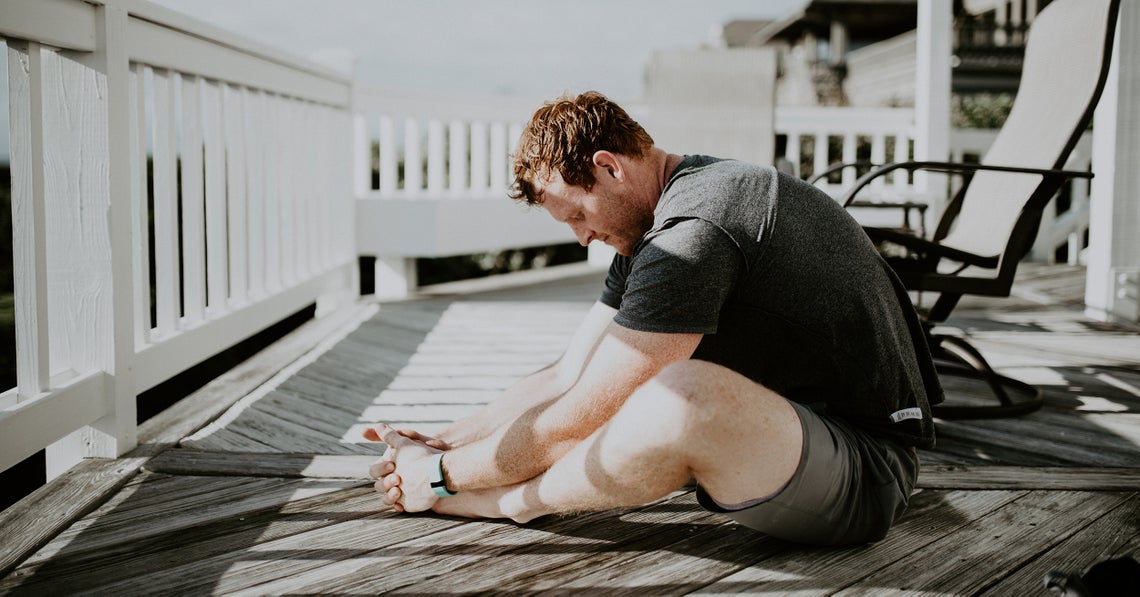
[806, 160, 879, 185]
[839, 161, 1094, 207]
[865, 227, 997, 268]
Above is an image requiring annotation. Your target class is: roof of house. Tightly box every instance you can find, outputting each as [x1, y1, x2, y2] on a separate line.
[730, 0, 918, 46]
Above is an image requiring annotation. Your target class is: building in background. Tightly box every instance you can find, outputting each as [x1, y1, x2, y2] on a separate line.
[715, 0, 1052, 112]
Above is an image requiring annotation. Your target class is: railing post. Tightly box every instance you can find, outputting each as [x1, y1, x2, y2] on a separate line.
[1086, 0, 1140, 324]
[46, 2, 138, 478]
[915, 0, 953, 232]
[375, 257, 417, 300]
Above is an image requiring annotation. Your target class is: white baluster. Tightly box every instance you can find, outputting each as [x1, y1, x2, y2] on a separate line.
[449, 119, 467, 194]
[223, 84, 248, 304]
[130, 64, 152, 342]
[179, 75, 206, 324]
[812, 132, 828, 186]
[490, 122, 508, 191]
[151, 69, 180, 337]
[893, 131, 911, 191]
[870, 133, 887, 192]
[244, 88, 265, 298]
[470, 120, 489, 194]
[292, 100, 310, 280]
[428, 119, 446, 195]
[404, 118, 422, 195]
[264, 93, 282, 292]
[785, 132, 801, 178]
[841, 131, 857, 188]
[276, 95, 296, 286]
[354, 113, 371, 195]
[202, 79, 229, 313]
[379, 115, 397, 196]
[508, 122, 523, 187]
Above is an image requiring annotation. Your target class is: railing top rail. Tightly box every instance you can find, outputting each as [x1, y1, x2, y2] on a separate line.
[353, 86, 546, 122]
[776, 106, 915, 132]
[2, 0, 352, 106]
[101, 0, 351, 84]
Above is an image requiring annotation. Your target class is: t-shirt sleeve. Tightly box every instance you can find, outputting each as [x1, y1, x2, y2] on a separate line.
[609, 218, 744, 334]
[599, 252, 630, 310]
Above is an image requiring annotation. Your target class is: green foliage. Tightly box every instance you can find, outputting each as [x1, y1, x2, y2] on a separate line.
[952, 93, 1015, 129]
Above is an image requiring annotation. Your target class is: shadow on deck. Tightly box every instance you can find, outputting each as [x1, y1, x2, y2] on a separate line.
[1, 263, 1138, 595]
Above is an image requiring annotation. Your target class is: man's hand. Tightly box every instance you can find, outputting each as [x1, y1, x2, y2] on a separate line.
[363, 423, 445, 513]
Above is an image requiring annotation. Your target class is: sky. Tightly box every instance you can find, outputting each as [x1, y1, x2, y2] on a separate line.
[147, 0, 805, 100]
[0, 0, 806, 161]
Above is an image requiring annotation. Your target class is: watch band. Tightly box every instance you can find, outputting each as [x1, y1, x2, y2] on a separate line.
[429, 452, 457, 498]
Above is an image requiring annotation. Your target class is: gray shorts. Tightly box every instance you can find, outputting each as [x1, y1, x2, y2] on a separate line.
[696, 400, 918, 546]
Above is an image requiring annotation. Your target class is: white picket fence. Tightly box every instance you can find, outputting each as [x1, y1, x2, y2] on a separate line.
[0, 0, 357, 478]
[0, 1, 1094, 482]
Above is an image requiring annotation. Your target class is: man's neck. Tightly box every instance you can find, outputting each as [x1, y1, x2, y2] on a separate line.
[629, 147, 684, 214]
[661, 152, 684, 187]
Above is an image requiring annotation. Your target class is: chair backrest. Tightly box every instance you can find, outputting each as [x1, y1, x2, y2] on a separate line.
[936, 0, 1120, 260]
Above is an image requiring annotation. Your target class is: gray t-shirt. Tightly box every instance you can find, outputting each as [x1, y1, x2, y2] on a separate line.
[599, 156, 941, 447]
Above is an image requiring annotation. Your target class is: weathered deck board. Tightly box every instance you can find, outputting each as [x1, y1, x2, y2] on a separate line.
[0, 477, 373, 594]
[982, 493, 1140, 595]
[690, 489, 1027, 596]
[0, 303, 377, 578]
[2, 264, 1138, 594]
[836, 491, 1134, 595]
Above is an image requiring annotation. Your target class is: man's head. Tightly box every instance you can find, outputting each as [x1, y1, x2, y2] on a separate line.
[510, 91, 654, 207]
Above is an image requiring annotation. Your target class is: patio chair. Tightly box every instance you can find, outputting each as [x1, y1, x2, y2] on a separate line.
[815, 0, 1122, 418]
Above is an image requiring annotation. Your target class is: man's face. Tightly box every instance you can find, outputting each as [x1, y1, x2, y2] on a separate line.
[535, 169, 653, 257]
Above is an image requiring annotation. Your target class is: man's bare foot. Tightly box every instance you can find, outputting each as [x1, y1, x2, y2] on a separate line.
[431, 485, 538, 524]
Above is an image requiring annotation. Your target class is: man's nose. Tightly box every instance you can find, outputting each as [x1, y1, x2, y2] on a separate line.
[570, 222, 593, 246]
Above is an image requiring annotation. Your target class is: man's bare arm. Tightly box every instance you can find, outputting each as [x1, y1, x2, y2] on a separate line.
[437, 322, 702, 492]
[432, 301, 620, 448]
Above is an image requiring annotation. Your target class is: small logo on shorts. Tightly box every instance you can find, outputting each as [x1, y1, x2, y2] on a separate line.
[890, 408, 923, 423]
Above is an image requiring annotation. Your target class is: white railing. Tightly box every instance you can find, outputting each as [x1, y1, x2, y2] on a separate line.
[351, 93, 1092, 299]
[0, 0, 357, 478]
[776, 106, 917, 196]
[352, 86, 576, 298]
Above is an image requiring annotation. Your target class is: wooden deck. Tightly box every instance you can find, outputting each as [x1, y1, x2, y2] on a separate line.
[1, 263, 1138, 595]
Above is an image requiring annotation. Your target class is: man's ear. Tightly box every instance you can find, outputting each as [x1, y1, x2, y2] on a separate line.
[592, 150, 622, 181]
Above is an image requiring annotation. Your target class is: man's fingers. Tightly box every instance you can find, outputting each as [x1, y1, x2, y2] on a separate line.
[366, 423, 403, 447]
[386, 486, 403, 508]
[368, 459, 395, 479]
[373, 479, 404, 502]
[383, 473, 402, 491]
[396, 428, 450, 450]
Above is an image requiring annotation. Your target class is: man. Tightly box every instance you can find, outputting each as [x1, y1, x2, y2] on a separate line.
[365, 91, 942, 546]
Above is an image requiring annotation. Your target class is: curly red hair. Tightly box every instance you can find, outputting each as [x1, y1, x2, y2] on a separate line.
[510, 91, 654, 205]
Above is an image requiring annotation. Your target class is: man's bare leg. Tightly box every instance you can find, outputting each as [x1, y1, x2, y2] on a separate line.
[432, 359, 803, 522]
